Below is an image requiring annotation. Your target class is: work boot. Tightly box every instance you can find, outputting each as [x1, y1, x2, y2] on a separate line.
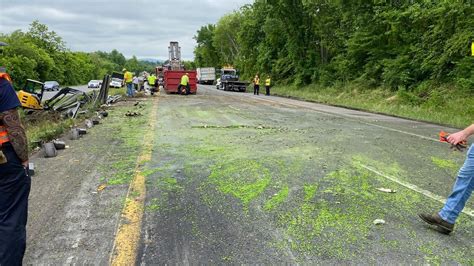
[418, 213, 454, 234]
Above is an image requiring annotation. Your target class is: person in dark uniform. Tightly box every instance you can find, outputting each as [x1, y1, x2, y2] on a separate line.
[0, 70, 31, 265]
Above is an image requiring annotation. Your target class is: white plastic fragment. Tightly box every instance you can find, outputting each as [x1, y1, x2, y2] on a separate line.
[373, 219, 386, 225]
[376, 188, 397, 193]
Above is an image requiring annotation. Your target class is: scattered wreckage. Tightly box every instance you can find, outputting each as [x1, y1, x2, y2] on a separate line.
[35, 75, 120, 160]
[19, 74, 121, 118]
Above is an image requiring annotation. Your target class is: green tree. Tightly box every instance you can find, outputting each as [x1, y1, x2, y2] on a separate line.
[26, 20, 66, 53]
[194, 24, 220, 67]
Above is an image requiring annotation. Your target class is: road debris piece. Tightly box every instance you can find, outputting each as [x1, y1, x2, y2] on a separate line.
[70, 128, 80, 140]
[97, 184, 107, 192]
[98, 111, 108, 118]
[52, 140, 66, 150]
[106, 95, 122, 105]
[28, 163, 35, 176]
[43, 142, 58, 158]
[85, 119, 93, 128]
[125, 111, 142, 117]
[376, 188, 397, 193]
[45, 87, 92, 119]
[373, 219, 386, 225]
[77, 128, 87, 135]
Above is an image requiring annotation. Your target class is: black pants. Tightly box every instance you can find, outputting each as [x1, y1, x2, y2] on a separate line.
[265, 86, 270, 96]
[254, 85, 260, 95]
[0, 143, 31, 265]
[178, 84, 190, 95]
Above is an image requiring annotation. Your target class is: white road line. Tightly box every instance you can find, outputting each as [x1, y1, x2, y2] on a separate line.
[357, 163, 474, 217]
[228, 105, 241, 111]
[253, 96, 440, 142]
[358, 122, 439, 142]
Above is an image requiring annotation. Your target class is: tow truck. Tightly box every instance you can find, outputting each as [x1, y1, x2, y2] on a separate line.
[216, 67, 248, 92]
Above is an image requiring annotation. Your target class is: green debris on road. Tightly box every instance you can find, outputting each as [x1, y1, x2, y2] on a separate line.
[264, 185, 289, 211]
[141, 90, 473, 264]
[208, 160, 272, 209]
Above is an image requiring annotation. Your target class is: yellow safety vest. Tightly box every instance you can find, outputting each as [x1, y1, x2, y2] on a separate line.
[148, 75, 156, 84]
[124, 72, 133, 83]
[254, 77, 260, 85]
[180, 75, 189, 85]
[265, 78, 271, 86]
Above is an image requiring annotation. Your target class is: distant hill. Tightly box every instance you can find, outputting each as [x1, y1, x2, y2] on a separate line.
[138, 58, 164, 64]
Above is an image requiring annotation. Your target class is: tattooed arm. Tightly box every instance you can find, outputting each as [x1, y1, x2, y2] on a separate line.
[0, 108, 28, 166]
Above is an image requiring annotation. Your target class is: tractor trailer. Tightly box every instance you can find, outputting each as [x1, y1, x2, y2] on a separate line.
[196, 67, 216, 85]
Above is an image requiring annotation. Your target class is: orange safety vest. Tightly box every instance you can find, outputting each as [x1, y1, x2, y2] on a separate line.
[0, 125, 9, 144]
[0, 72, 12, 144]
[0, 72, 12, 82]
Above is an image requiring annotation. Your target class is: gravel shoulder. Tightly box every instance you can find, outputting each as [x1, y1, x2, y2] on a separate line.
[24, 98, 153, 264]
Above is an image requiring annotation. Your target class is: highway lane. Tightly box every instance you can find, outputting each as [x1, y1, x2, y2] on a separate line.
[138, 85, 472, 264]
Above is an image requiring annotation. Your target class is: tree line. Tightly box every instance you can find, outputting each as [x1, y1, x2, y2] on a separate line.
[0, 21, 157, 89]
[194, 1, 474, 92]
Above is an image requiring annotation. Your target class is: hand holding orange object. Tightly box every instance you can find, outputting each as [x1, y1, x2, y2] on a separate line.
[439, 131, 467, 151]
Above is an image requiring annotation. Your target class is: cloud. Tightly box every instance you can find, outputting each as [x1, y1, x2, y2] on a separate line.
[0, 0, 253, 60]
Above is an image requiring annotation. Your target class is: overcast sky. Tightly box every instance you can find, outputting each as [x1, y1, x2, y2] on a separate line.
[0, 0, 253, 60]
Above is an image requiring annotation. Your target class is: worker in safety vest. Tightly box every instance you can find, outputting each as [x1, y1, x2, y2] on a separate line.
[123, 68, 134, 97]
[0, 69, 31, 265]
[253, 74, 260, 95]
[178, 73, 190, 95]
[147, 74, 157, 95]
[265, 76, 271, 96]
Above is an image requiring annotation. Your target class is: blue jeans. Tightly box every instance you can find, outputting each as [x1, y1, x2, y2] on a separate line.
[439, 144, 474, 224]
[126, 83, 134, 96]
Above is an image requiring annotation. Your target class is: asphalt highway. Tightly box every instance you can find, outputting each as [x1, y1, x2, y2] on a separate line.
[24, 85, 473, 264]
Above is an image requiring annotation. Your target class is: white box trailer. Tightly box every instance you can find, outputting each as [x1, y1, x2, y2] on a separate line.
[196, 67, 216, 85]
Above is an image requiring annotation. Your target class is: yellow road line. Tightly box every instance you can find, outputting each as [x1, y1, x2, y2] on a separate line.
[110, 97, 159, 265]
